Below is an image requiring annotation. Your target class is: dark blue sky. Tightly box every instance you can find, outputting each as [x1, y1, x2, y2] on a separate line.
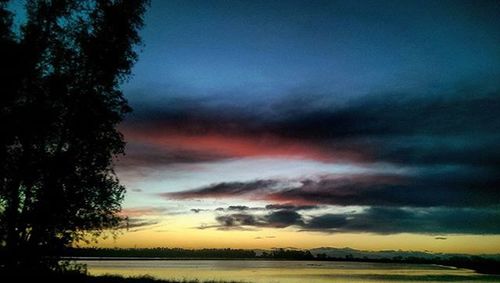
[125, 0, 500, 108]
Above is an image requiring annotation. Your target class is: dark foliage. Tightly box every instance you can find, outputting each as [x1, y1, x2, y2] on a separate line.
[0, 0, 148, 272]
[260, 248, 314, 260]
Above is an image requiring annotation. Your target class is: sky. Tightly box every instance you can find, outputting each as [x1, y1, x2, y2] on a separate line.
[83, 0, 500, 253]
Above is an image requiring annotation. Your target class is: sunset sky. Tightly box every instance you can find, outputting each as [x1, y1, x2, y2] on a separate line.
[86, 0, 500, 253]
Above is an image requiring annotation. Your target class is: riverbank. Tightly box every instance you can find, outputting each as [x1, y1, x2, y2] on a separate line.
[4, 273, 241, 283]
[72, 274, 242, 283]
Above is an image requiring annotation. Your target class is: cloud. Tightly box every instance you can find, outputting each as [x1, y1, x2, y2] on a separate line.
[200, 207, 500, 235]
[127, 87, 500, 137]
[118, 218, 160, 230]
[165, 179, 280, 200]
[271, 89, 500, 140]
[125, 87, 500, 235]
[216, 214, 260, 227]
[121, 129, 361, 164]
[201, 210, 304, 231]
[134, 88, 499, 210]
[265, 204, 318, 211]
[164, 172, 500, 208]
[304, 214, 349, 229]
[116, 142, 227, 169]
[227, 205, 250, 211]
[263, 210, 304, 228]
[300, 207, 500, 234]
[209, 204, 316, 212]
[255, 235, 277, 240]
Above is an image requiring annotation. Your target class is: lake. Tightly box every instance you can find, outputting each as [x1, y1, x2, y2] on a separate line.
[79, 259, 500, 282]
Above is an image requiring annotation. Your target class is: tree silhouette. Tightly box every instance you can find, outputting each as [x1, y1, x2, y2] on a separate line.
[0, 0, 148, 272]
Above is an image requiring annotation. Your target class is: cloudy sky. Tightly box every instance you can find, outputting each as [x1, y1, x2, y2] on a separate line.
[98, 0, 500, 253]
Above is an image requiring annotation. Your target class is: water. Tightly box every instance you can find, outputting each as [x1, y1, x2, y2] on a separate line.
[79, 259, 500, 282]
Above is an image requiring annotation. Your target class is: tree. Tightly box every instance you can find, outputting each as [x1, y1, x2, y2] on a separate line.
[0, 0, 148, 272]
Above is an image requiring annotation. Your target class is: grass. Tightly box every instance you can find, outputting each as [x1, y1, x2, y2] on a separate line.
[2, 273, 244, 283]
[83, 275, 244, 283]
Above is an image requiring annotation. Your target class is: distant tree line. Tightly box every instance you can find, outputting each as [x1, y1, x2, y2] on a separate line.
[260, 249, 314, 260]
[64, 247, 256, 259]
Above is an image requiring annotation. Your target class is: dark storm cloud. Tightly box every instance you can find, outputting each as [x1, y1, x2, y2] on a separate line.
[272, 90, 500, 171]
[227, 205, 250, 211]
[203, 207, 500, 234]
[126, 88, 500, 168]
[205, 210, 304, 230]
[165, 171, 500, 208]
[274, 90, 500, 138]
[264, 210, 304, 228]
[301, 207, 500, 234]
[127, 88, 500, 136]
[216, 213, 259, 227]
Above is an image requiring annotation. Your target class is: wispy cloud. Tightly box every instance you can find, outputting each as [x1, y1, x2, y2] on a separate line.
[119, 207, 168, 217]
[163, 170, 499, 208]
[118, 218, 161, 231]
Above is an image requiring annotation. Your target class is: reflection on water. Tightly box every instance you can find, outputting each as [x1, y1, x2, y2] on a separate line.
[80, 260, 500, 282]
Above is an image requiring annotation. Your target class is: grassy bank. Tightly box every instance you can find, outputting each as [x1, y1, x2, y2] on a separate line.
[78, 274, 242, 283]
[3, 273, 242, 283]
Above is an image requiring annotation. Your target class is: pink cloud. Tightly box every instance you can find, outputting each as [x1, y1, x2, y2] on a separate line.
[122, 127, 368, 164]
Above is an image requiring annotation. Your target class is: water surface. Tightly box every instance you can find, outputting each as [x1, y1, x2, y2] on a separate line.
[80, 259, 500, 282]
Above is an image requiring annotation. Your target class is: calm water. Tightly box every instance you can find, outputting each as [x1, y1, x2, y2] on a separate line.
[79, 259, 500, 282]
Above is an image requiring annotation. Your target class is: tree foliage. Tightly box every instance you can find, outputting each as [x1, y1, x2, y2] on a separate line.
[0, 0, 148, 271]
